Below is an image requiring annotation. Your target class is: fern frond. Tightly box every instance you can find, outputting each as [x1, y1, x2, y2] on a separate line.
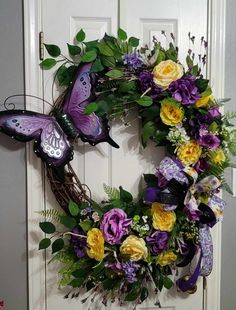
[103, 183, 120, 200]
[221, 179, 233, 195]
[223, 111, 236, 121]
[36, 209, 64, 223]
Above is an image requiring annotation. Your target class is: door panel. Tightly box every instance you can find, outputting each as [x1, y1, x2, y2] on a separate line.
[41, 1, 208, 309]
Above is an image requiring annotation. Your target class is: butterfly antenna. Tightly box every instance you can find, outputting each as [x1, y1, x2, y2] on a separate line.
[2, 94, 53, 110]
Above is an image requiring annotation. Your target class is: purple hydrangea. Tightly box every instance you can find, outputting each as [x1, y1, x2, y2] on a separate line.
[70, 227, 86, 258]
[122, 52, 143, 69]
[146, 230, 169, 255]
[169, 75, 200, 105]
[121, 261, 140, 283]
[100, 208, 132, 245]
[139, 71, 162, 99]
[198, 129, 221, 149]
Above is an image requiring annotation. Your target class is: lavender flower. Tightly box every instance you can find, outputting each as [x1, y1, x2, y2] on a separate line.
[122, 52, 143, 69]
[146, 230, 169, 255]
[122, 261, 140, 283]
[198, 129, 221, 149]
[70, 227, 86, 258]
[169, 76, 200, 105]
[139, 71, 162, 99]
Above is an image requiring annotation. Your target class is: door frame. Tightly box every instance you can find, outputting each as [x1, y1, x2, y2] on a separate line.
[23, 1, 226, 309]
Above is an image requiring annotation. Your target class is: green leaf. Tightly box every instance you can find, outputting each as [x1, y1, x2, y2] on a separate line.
[136, 96, 153, 107]
[52, 238, 64, 254]
[186, 55, 194, 68]
[90, 58, 104, 72]
[84, 102, 98, 115]
[56, 65, 77, 86]
[68, 200, 79, 216]
[201, 87, 212, 97]
[102, 278, 118, 290]
[69, 277, 85, 288]
[76, 29, 86, 42]
[119, 186, 133, 203]
[79, 219, 93, 232]
[190, 64, 199, 76]
[97, 41, 114, 56]
[67, 44, 81, 56]
[84, 40, 99, 51]
[60, 215, 77, 229]
[125, 283, 141, 301]
[163, 276, 173, 289]
[105, 69, 123, 79]
[155, 49, 166, 64]
[128, 36, 139, 47]
[101, 56, 116, 68]
[196, 78, 209, 93]
[117, 28, 127, 41]
[40, 58, 57, 70]
[39, 221, 56, 234]
[81, 50, 97, 62]
[39, 238, 51, 250]
[44, 44, 61, 57]
[140, 287, 149, 302]
[92, 261, 105, 276]
[142, 121, 155, 145]
[103, 184, 120, 200]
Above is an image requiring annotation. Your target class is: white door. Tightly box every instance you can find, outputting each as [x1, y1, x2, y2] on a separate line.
[26, 0, 219, 309]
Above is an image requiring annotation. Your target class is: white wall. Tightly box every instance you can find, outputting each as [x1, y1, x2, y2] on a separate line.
[0, 0, 27, 309]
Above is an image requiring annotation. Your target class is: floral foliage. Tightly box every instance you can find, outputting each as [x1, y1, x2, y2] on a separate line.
[39, 28, 236, 306]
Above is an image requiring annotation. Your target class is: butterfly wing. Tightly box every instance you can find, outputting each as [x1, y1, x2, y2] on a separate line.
[0, 110, 73, 168]
[63, 63, 119, 148]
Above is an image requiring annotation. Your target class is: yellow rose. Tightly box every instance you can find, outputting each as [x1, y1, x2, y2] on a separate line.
[195, 95, 214, 108]
[158, 250, 177, 266]
[211, 148, 226, 164]
[177, 140, 202, 166]
[87, 228, 104, 261]
[153, 60, 183, 89]
[160, 99, 184, 126]
[120, 235, 148, 261]
[152, 202, 176, 232]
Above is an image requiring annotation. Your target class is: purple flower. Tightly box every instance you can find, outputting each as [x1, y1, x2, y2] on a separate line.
[123, 52, 143, 69]
[107, 261, 122, 273]
[70, 227, 86, 258]
[198, 129, 221, 149]
[194, 158, 209, 173]
[155, 171, 168, 188]
[100, 208, 132, 245]
[169, 76, 200, 105]
[144, 187, 160, 203]
[139, 71, 162, 99]
[208, 106, 221, 119]
[146, 230, 169, 255]
[122, 261, 140, 283]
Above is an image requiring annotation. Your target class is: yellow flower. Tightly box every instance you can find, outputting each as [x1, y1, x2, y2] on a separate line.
[211, 148, 226, 164]
[120, 235, 148, 261]
[151, 202, 176, 232]
[87, 228, 105, 261]
[160, 99, 184, 126]
[177, 140, 202, 166]
[195, 95, 214, 108]
[158, 250, 177, 266]
[153, 60, 183, 89]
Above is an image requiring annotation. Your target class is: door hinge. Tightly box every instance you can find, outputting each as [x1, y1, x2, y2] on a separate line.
[39, 31, 44, 61]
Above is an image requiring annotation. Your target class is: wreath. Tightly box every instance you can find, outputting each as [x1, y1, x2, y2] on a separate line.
[0, 29, 235, 308]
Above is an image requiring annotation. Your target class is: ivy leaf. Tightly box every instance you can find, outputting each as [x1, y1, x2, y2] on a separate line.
[90, 58, 104, 73]
[52, 238, 64, 254]
[38, 238, 51, 250]
[163, 276, 173, 289]
[136, 96, 153, 107]
[128, 36, 139, 47]
[40, 58, 57, 70]
[79, 219, 93, 232]
[68, 200, 79, 216]
[81, 50, 97, 62]
[39, 221, 56, 234]
[76, 29, 86, 42]
[117, 28, 127, 41]
[84, 102, 98, 115]
[67, 44, 81, 56]
[44, 44, 61, 57]
[105, 69, 123, 79]
[119, 186, 133, 203]
[60, 215, 77, 229]
[97, 41, 114, 56]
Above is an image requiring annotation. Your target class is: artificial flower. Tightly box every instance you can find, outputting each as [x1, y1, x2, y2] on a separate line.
[87, 228, 105, 261]
[169, 75, 200, 105]
[120, 235, 148, 261]
[123, 52, 143, 69]
[121, 261, 140, 283]
[211, 148, 226, 164]
[70, 227, 86, 258]
[151, 202, 176, 232]
[146, 230, 169, 255]
[208, 106, 221, 119]
[195, 95, 213, 108]
[198, 130, 221, 150]
[153, 59, 183, 89]
[100, 208, 132, 245]
[157, 250, 177, 266]
[139, 71, 162, 99]
[177, 140, 202, 166]
[160, 99, 184, 126]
